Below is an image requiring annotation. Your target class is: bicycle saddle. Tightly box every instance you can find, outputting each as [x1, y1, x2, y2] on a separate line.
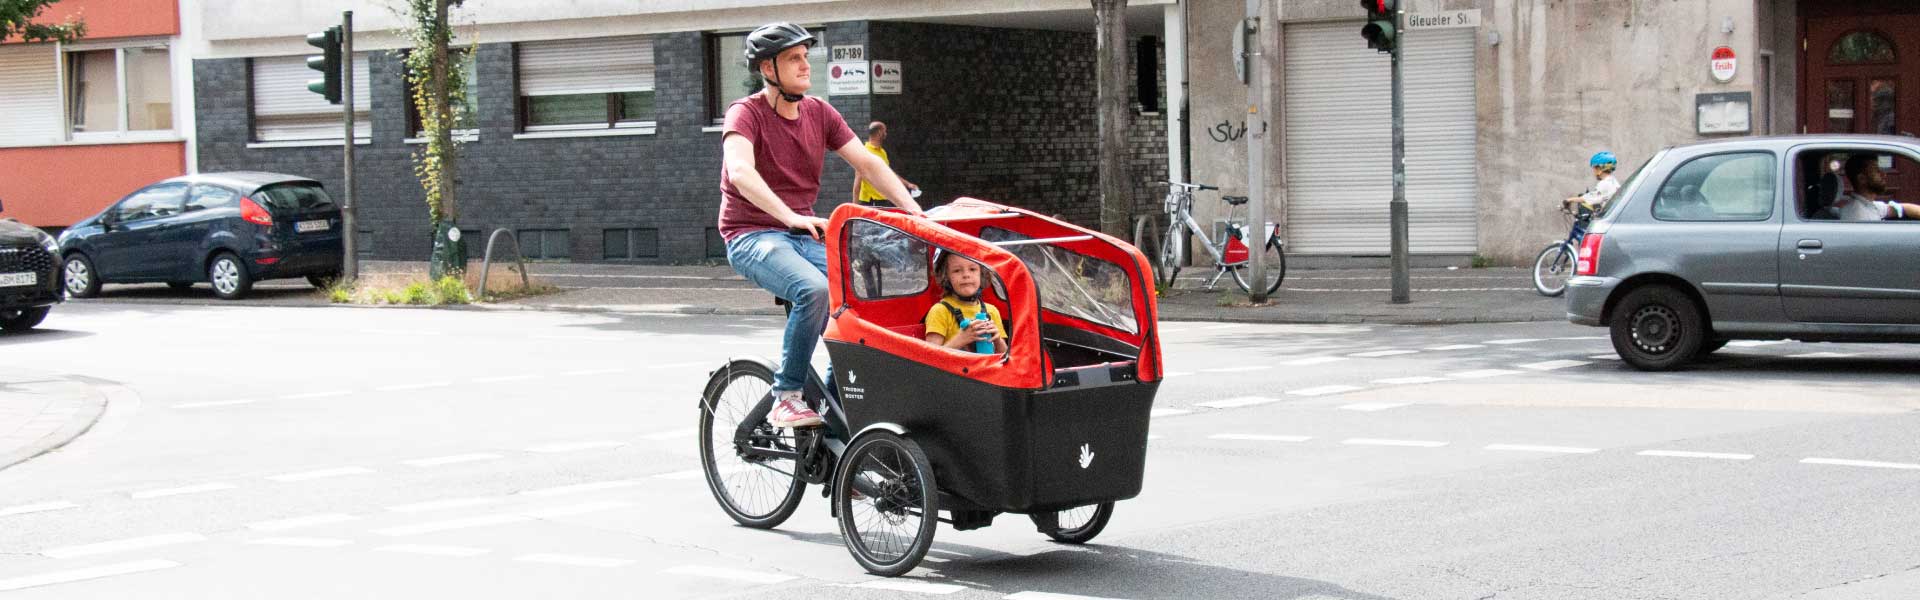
[1222, 195, 1250, 206]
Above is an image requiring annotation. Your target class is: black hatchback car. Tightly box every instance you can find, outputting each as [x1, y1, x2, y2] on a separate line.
[58, 172, 343, 300]
[0, 199, 63, 331]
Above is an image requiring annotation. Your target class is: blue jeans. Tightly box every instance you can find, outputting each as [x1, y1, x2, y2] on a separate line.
[726, 230, 830, 393]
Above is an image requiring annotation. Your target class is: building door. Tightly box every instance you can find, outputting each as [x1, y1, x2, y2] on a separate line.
[1801, 2, 1920, 195]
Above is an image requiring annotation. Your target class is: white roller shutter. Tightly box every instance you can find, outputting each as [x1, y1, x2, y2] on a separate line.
[1283, 23, 1478, 254]
[519, 36, 655, 96]
[0, 44, 61, 147]
[252, 54, 370, 142]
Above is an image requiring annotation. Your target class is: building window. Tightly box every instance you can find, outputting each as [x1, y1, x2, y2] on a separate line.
[404, 49, 479, 138]
[517, 37, 656, 132]
[518, 229, 571, 260]
[603, 228, 659, 260]
[64, 44, 172, 136]
[1136, 36, 1161, 113]
[1829, 31, 1896, 65]
[251, 54, 370, 142]
[706, 30, 829, 124]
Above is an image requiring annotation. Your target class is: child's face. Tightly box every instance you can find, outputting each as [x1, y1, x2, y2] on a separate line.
[1593, 166, 1611, 179]
[944, 259, 982, 297]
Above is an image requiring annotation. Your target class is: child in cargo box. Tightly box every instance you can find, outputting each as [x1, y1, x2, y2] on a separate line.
[923, 250, 1008, 354]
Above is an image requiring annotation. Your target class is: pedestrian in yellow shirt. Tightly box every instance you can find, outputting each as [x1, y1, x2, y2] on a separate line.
[853, 121, 919, 206]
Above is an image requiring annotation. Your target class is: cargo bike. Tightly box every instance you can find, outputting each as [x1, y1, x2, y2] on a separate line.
[696, 198, 1166, 576]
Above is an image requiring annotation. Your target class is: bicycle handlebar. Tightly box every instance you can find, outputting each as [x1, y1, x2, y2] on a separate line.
[1161, 181, 1219, 192]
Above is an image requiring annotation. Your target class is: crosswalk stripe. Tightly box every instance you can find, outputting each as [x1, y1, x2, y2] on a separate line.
[42, 533, 207, 559]
[1485, 444, 1599, 454]
[1196, 396, 1283, 409]
[0, 559, 182, 592]
[1288, 385, 1364, 397]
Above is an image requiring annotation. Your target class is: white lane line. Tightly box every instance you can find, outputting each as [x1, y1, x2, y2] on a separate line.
[1553, 336, 1608, 341]
[248, 537, 353, 548]
[1448, 369, 1522, 379]
[1338, 402, 1409, 412]
[1281, 356, 1348, 366]
[473, 374, 543, 384]
[929, 549, 973, 558]
[385, 497, 505, 513]
[360, 329, 443, 336]
[1373, 376, 1449, 386]
[1789, 352, 1858, 359]
[1288, 385, 1364, 397]
[525, 441, 630, 453]
[524, 501, 636, 519]
[373, 514, 532, 537]
[639, 430, 696, 441]
[647, 361, 713, 370]
[375, 381, 454, 392]
[1208, 434, 1312, 443]
[532, 335, 623, 342]
[1196, 396, 1283, 409]
[281, 390, 353, 400]
[0, 501, 81, 517]
[1485, 444, 1600, 454]
[521, 480, 644, 497]
[375, 544, 490, 557]
[131, 483, 239, 500]
[1637, 450, 1754, 461]
[402, 453, 503, 468]
[663, 565, 796, 584]
[1484, 338, 1545, 345]
[515, 554, 636, 568]
[846, 580, 968, 594]
[561, 368, 629, 377]
[1148, 408, 1192, 418]
[1005, 592, 1128, 600]
[1728, 340, 1786, 347]
[1202, 323, 1242, 330]
[1800, 457, 1920, 470]
[1161, 371, 1194, 378]
[173, 399, 257, 409]
[42, 533, 208, 559]
[246, 513, 360, 532]
[1424, 344, 1485, 351]
[1517, 360, 1592, 371]
[0, 559, 182, 592]
[1158, 328, 1189, 334]
[1342, 438, 1449, 448]
[267, 467, 375, 482]
[1349, 350, 1418, 358]
[1588, 354, 1621, 361]
[1199, 365, 1272, 373]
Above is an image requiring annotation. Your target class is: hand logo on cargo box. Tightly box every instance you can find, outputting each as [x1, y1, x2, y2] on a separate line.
[849, 371, 858, 384]
[1078, 444, 1095, 469]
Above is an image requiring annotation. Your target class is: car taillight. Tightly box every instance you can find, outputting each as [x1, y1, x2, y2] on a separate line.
[1575, 233, 1604, 276]
[240, 198, 273, 226]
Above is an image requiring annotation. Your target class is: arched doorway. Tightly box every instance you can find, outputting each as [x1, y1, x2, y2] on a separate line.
[1801, 1, 1920, 192]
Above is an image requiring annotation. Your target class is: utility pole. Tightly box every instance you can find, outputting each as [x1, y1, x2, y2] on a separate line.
[1093, 0, 1132, 239]
[341, 11, 358, 282]
[1243, 0, 1269, 303]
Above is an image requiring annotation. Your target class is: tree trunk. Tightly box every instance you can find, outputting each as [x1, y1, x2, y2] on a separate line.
[426, 0, 464, 278]
[1093, 0, 1132, 238]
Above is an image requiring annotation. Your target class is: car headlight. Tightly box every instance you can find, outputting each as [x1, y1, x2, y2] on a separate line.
[33, 230, 58, 254]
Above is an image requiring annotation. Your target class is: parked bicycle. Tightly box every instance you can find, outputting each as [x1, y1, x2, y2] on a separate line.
[1532, 202, 1596, 297]
[1134, 181, 1285, 295]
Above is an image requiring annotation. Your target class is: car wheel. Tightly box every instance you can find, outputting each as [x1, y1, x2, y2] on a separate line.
[63, 253, 101, 298]
[1609, 285, 1705, 371]
[0, 307, 50, 332]
[167, 282, 194, 291]
[208, 253, 253, 300]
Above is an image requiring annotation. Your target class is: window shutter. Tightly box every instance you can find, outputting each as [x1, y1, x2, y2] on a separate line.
[252, 54, 370, 141]
[0, 45, 61, 147]
[519, 36, 655, 96]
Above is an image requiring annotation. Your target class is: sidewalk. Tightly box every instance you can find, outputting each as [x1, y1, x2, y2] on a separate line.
[0, 367, 112, 472]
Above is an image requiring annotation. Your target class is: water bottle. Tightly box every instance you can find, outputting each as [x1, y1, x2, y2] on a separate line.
[958, 310, 995, 354]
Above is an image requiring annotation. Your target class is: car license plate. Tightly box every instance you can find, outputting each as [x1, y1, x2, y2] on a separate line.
[296, 219, 331, 233]
[0, 272, 36, 287]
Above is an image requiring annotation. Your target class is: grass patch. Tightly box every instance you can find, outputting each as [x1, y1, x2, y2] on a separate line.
[327, 264, 557, 305]
[1470, 254, 1495, 268]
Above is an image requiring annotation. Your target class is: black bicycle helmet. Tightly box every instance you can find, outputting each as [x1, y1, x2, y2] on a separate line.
[743, 23, 816, 103]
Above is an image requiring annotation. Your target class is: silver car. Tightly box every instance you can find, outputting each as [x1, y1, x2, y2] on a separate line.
[1566, 135, 1920, 370]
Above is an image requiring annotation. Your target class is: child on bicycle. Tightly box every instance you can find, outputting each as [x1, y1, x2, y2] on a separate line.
[923, 250, 1008, 354]
[1563, 151, 1621, 213]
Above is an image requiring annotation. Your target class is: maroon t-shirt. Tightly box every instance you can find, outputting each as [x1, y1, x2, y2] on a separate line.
[718, 95, 857, 242]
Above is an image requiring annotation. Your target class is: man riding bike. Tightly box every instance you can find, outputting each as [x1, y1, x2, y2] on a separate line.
[719, 22, 922, 428]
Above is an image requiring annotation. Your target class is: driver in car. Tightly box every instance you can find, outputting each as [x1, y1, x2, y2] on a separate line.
[1836, 154, 1920, 221]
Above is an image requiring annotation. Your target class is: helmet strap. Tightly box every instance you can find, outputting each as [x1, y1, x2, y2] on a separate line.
[765, 55, 805, 104]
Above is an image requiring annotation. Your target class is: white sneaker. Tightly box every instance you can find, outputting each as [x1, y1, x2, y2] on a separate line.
[767, 390, 823, 428]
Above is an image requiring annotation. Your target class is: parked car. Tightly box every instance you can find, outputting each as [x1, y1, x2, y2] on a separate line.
[57, 172, 343, 300]
[1567, 135, 1920, 370]
[0, 198, 64, 331]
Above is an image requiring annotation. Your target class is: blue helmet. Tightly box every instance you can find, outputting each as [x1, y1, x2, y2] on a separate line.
[1590, 151, 1618, 169]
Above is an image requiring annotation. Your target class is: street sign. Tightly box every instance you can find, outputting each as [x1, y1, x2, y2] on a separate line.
[871, 60, 902, 94]
[1710, 46, 1737, 83]
[1405, 10, 1481, 30]
[828, 61, 870, 95]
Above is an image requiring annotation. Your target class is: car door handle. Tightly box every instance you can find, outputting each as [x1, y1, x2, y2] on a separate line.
[1797, 239, 1823, 250]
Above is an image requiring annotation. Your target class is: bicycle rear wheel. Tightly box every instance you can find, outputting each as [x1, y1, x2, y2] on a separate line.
[1532, 242, 1575, 297]
[1029, 502, 1114, 544]
[698, 360, 807, 529]
[1229, 238, 1285, 295]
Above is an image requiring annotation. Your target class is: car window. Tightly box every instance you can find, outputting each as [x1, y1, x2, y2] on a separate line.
[1652, 152, 1775, 222]
[252, 182, 335, 212]
[846, 219, 931, 300]
[113, 184, 187, 222]
[1800, 150, 1920, 222]
[186, 185, 240, 212]
[1595, 150, 1662, 221]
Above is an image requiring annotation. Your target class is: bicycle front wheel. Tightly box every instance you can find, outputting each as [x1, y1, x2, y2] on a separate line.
[1155, 222, 1183, 290]
[698, 360, 807, 529]
[1532, 242, 1575, 297]
[1229, 238, 1285, 295]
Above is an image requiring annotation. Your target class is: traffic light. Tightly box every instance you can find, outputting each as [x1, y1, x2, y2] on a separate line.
[306, 26, 342, 104]
[1360, 0, 1398, 53]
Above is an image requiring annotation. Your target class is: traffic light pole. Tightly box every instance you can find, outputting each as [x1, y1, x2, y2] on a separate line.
[1387, 8, 1410, 304]
[340, 11, 358, 282]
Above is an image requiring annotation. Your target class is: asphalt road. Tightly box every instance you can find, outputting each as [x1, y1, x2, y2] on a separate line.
[0, 303, 1915, 599]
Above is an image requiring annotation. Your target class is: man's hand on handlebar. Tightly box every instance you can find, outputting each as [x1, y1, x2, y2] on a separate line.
[786, 215, 830, 240]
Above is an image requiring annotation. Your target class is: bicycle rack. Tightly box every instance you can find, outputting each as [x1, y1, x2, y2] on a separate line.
[477, 228, 531, 300]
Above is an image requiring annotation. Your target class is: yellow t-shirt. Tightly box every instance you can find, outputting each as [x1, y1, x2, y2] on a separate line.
[923, 295, 1006, 348]
[856, 142, 890, 203]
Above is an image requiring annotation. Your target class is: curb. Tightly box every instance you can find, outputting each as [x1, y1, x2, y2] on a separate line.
[0, 372, 116, 473]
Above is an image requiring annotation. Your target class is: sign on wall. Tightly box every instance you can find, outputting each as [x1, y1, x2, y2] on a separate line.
[1710, 46, 1737, 83]
[829, 61, 870, 95]
[1406, 10, 1482, 30]
[1697, 91, 1752, 135]
[871, 60, 902, 94]
[831, 45, 864, 61]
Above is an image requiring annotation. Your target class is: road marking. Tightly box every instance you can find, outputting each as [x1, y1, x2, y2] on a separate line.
[375, 544, 490, 557]
[1448, 369, 1522, 379]
[647, 361, 713, 370]
[1484, 338, 1544, 345]
[173, 399, 257, 409]
[402, 453, 503, 468]
[1338, 402, 1408, 412]
[1349, 350, 1418, 358]
[1372, 376, 1449, 386]
[1728, 340, 1786, 347]
[1162, 371, 1194, 378]
[374, 514, 532, 537]
[1281, 356, 1347, 366]
[655, 467, 745, 481]
[267, 467, 375, 482]
[1553, 336, 1608, 341]
[1800, 457, 1920, 470]
[1209, 434, 1313, 443]
[360, 329, 443, 336]
[281, 390, 353, 400]
[1005, 592, 1128, 600]
[248, 537, 353, 548]
[561, 368, 629, 377]
[385, 497, 505, 513]
[639, 430, 695, 441]
[1485, 444, 1600, 454]
[131, 483, 239, 500]
[246, 513, 360, 532]
[1588, 354, 1621, 360]
[1202, 323, 1242, 330]
[0, 501, 80, 517]
[521, 480, 644, 497]
[1789, 352, 1858, 359]
[1517, 360, 1591, 371]
[1149, 408, 1192, 418]
[1158, 328, 1189, 334]
[1288, 385, 1364, 397]
[1199, 365, 1272, 373]
[847, 580, 967, 594]
[0, 559, 182, 592]
[515, 554, 636, 568]
[664, 565, 796, 584]
[1342, 438, 1449, 448]
[42, 533, 207, 559]
[1196, 396, 1283, 409]
[525, 441, 630, 453]
[1424, 344, 1484, 351]
[1637, 450, 1753, 461]
[524, 501, 635, 518]
[375, 381, 454, 392]
[533, 335, 623, 342]
[473, 374, 543, 384]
